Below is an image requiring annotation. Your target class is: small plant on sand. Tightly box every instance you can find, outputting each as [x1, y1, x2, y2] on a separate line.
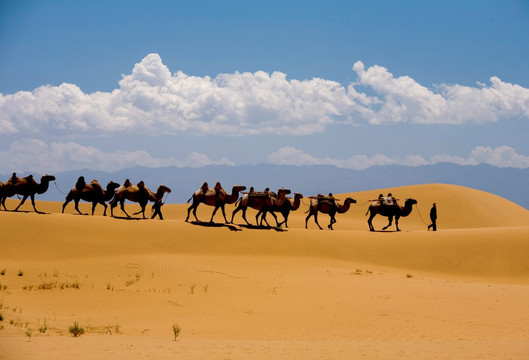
[38, 320, 47, 334]
[0, 312, 3, 322]
[18, 269, 23, 277]
[0, 268, 6, 276]
[406, 273, 413, 278]
[69, 322, 85, 337]
[25, 328, 32, 342]
[172, 323, 181, 341]
[188, 285, 195, 294]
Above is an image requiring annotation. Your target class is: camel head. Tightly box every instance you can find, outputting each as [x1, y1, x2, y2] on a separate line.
[345, 197, 357, 204]
[107, 181, 120, 187]
[405, 198, 417, 206]
[42, 174, 56, 182]
[294, 193, 303, 199]
[158, 185, 171, 194]
[277, 188, 291, 196]
[232, 185, 246, 193]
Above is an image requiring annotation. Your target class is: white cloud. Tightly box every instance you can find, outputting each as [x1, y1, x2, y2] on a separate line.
[0, 139, 234, 173]
[2, 54, 527, 140]
[352, 61, 529, 125]
[267, 145, 529, 169]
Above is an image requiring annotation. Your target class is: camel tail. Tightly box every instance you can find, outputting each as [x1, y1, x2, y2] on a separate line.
[365, 206, 371, 216]
[187, 195, 193, 204]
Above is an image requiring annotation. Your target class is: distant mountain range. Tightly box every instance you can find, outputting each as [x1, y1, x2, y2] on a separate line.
[2, 163, 528, 209]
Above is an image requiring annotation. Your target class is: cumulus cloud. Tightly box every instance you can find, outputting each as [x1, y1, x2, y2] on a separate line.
[0, 139, 234, 173]
[352, 61, 529, 125]
[1, 54, 528, 140]
[267, 145, 529, 169]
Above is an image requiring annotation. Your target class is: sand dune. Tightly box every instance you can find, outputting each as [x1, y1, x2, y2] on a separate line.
[1, 184, 528, 359]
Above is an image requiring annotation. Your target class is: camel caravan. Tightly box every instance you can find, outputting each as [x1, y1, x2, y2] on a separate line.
[0, 173, 418, 231]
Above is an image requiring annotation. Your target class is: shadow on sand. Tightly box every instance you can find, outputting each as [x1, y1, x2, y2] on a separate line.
[237, 224, 287, 232]
[189, 221, 242, 232]
[112, 216, 147, 221]
[0, 209, 50, 215]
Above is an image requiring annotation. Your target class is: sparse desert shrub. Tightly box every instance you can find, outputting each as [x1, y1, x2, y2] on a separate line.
[25, 328, 32, 341]
[18, 270, 23, 277]
[39, 320, 47, 334]
[69, 322, 85, 337]
[172, 323, 181, 341]
[0, 312, 3, 322]
[0, 268, 6, 276]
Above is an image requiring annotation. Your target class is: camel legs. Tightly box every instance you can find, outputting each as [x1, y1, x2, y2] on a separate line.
[231, 205, 250, 225]
[306, 210, 323, 230]
[277, 210, 290, 228]
[185, 203, 200, 222]
[382, 215, 394, 231]
[328, 213, 337, 230]
[98, 201, 108, 216]
[367, 213, 376, 231]
[257, 210, 279, 227]
[394, 216, 401, 231]
[62, 191, 75, 213]
[210, 204, 228, 223]
[74, 199, 88, 215]
[132, 201, 148, 219]
[15, 194, 42, 214]
[119, 200, 131, 218]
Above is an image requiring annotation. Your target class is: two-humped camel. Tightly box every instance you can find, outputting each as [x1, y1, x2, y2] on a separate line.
[186, 182, 246, 223]
[62, 177, 120, 216]
[110, 179, 171, 219]
[0, 173, 56, 213]
[274, 192, 303, 228]
[366, 198, 417, 231]
[230, 188, 291, 227]
[305, 195, 356, 230]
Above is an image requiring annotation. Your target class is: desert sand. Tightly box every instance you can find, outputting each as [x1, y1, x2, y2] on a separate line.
[1, 183, 528, 359]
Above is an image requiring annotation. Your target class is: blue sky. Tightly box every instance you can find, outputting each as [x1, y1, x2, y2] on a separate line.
[1, 0, 529, 173]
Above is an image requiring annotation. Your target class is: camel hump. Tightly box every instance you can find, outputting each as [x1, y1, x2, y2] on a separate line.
[137, 181, 145, 188]
[90, 179, 99, 185]
[123, 179, 132, 187]
[214, 182, 222, 190]
[201, 182, 209, 191]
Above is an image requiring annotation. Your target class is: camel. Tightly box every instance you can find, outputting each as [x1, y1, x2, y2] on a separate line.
[366, 198, 417, 232]
[366, 198, 417, 231]
[110, 180, 171, 219]
[186, 182, 246, 223]
[231, 188, 291, 227]
[305, 195, 357, 230]
[62, 179, 120, 216]
[274, 192, 303, 228]
[0, 174, 56, 213]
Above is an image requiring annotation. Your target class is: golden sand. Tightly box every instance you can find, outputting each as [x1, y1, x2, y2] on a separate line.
[1, 184, 528, 359]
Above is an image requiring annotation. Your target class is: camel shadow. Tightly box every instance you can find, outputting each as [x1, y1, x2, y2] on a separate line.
[189, 221, 242, 232]
[370, 230, 401, 233]
[112, 216, 146, 221]
[238, 224, 287, 232]
[0, 209, 50, 215]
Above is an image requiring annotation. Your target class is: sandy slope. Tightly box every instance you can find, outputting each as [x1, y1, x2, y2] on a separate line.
[1, 184, 528, 359]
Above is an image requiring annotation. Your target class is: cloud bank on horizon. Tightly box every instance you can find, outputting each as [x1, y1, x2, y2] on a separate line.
[1, 53, 529, 173]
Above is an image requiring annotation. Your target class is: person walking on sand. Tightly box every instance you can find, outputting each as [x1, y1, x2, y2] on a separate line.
[428, 203, 437, 231]
[151, 200, 164, 220]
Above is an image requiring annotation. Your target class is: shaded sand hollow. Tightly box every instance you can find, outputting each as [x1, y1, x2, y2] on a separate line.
[1, 183, 528, 359]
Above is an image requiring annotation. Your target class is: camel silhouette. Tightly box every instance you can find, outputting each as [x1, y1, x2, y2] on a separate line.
[366, 198, 417, 231]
